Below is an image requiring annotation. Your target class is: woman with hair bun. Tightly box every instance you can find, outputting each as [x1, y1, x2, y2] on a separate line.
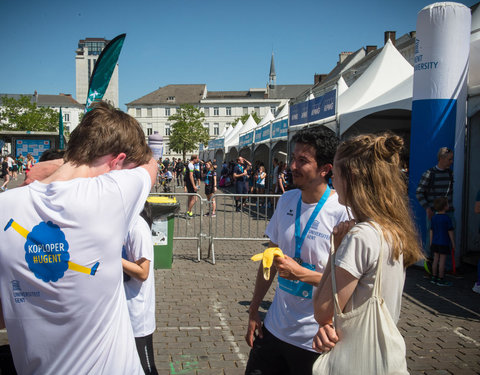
[312, 133, 423, 370]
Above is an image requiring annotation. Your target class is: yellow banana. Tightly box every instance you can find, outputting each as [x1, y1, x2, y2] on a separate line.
[251, 247, 284, 280]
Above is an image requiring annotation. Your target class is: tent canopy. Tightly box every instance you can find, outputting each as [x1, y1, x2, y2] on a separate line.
[225, 118, 251, 151]
[256, 110, 275, 128]
[338, 40, 413, 134]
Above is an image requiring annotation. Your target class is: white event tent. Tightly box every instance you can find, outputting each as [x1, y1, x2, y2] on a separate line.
[338, 39, 413, 135]
[224, 118, 248, 152]
[255, 110, 275, 129]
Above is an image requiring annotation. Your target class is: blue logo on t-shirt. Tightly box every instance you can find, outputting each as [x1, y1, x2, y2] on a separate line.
[4, 218, 99, 282]
[24, 221, 70, 282]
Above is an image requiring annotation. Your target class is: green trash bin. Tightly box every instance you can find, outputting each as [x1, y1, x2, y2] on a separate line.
[147, 196, 180, 269]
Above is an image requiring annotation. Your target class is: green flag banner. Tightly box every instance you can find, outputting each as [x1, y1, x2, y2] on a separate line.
[85, 33, 126, 112]
[58, 108, 64, 149]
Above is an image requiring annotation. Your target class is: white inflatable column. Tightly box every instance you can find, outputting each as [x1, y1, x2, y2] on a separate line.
[409, 2, 471, 256]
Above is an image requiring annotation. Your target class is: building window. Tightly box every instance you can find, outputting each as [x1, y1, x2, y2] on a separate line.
[136, 108, 141, 117]
[226, 107, 232, 116]
[146, 123, 152, 136]
[204, 123, 209, 133]
[204, 107, 210, 116]
[167, 96, 175, 102]
[147, 108, 152, 117]
[254, 106, 260, 115]
[270, 106, 276, 114]
[165, 123, 170, 136]
[213, 107, 219, 116]
[64, 113, 70, 122]
[243, 107, 248, 115]
[213, 123, 219, 135]
[165, 107, 170, 117]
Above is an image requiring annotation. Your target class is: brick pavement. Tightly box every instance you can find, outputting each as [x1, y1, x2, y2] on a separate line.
[1, 176, 480, 374]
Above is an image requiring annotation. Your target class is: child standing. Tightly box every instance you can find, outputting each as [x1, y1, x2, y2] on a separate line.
[122, 202, 158, 374]
[430, 197, 455, 286]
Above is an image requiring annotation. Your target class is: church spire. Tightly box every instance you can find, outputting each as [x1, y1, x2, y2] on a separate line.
[269, 52, 276, 88]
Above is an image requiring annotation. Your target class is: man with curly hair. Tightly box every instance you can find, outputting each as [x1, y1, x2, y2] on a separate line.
[245, 126, 349, 375]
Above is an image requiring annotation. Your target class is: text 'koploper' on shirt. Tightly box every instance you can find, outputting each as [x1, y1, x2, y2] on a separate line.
[0, 167, 151, 375]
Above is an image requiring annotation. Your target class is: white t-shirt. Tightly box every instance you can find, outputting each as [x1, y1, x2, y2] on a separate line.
[123, 216, 156, 337]
[0, 167, 151, 375]
[334, 222, 405, 323]
[264, 188, 349, 352]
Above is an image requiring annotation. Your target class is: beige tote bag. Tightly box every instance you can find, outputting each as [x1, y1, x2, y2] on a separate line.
[313, 223, 409, 375]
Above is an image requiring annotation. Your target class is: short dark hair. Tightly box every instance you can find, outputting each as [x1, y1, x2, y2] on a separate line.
[433, 197, 448, 212]
[291, 125, 339, 178]
[39, 149, 65, 162]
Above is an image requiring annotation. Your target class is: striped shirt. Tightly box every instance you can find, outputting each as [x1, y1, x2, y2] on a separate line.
[416, 166, 454, 211]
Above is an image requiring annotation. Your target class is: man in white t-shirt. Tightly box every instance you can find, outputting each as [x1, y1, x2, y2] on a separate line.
[0, 102, 157, 375]
[245, 126, 348, 375]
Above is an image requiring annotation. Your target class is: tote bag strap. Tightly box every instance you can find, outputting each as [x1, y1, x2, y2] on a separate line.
[330, 222, 385, 323]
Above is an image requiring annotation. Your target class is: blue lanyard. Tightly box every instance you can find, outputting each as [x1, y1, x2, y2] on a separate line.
[295, 186, 331, 260]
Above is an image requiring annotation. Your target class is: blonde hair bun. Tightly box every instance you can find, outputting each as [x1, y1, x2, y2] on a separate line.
[373, 133, 403, 164]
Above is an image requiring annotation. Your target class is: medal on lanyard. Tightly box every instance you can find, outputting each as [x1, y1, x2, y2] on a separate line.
[294, 186, 331, 265]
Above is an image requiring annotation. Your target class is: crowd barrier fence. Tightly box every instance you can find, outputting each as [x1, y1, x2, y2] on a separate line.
[148, 192, 282, 264]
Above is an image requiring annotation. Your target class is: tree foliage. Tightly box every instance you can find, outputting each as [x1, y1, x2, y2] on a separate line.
[231, 111, 262, 127]
[0, 95, 58, 131]
[168, 104, 209, 160]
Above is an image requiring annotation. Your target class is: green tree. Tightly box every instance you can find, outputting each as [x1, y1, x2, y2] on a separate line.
[0, 95, 58, 131]
[168, 104, 209, 160]
[231, 111, 261, 127]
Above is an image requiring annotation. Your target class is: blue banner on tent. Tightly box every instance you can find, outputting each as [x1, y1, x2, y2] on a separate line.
[239, 131, 254, 148]
[289, 89, 336, 126]
[255, 124, 271, 143]
[272, 119, 288, 139]
[208, 138, 224, 149]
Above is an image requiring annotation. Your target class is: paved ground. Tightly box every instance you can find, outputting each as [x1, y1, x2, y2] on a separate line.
[1, 176, 480, 374]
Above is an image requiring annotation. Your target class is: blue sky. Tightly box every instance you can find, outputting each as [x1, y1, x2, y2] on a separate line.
[0, 0, 477, 110]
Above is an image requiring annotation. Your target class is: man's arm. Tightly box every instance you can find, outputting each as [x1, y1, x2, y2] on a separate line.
[189, 171, 197, 191]
[245, 240, 278, 347]
[416, 170, 434, 218]
[274, 255, 320, 286]
[122, 258, 150, 282]
[22, 159, 64, 186]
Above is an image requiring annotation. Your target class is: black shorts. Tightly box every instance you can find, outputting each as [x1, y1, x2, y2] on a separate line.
[205, 185, 214, 196]
[185, 181, 196, 193]
[245, 327, 320, 375]
[235, 181, 248, 194]
[431, 243, 450, 255]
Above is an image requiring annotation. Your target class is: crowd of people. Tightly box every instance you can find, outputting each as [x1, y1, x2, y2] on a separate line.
[0, 102, 477, 375]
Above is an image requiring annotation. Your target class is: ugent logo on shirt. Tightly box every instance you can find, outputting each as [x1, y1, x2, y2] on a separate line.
[4, 219, 99, 282]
